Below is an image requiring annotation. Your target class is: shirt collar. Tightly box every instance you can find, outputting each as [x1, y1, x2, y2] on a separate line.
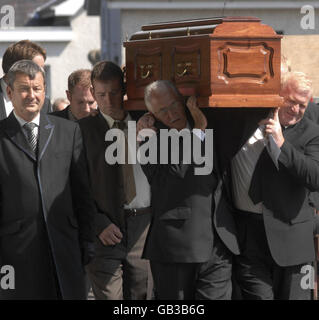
[99, 109, 130, 128]
[68, 107, 77, 121]
[13, 111, 40, 128]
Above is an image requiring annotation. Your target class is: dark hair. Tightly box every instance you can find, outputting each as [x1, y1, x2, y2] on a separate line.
[2, 40, 46, 74]
[91, 60, 124, 92]
[68, 69, 92, 94]
[7, 60, 45, 89]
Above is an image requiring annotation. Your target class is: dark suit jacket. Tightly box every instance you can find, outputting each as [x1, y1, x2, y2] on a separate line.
[0, 112, 95, 299]
[78, 111, 145, 234]
[78, 112, 126, 237]
[51, 105, 71, 120]
[305, 101, 319, 124]
[141, 116, 239, 264]
[0, 78, 52, 119]
[305, 102, 319, 210]
[208, 108, 319, 267]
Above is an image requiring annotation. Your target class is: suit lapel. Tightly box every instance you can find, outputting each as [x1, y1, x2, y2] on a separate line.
[282, 118, 304, 141]
[38, 112, 54, 162]
[96, 111, 110, 136]
[3, 112, 36, 161]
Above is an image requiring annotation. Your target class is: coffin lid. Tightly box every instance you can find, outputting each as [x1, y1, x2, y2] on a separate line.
[128, 16, 282, 41]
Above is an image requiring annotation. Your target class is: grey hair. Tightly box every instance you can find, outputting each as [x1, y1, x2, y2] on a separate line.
[282, 71, 312, 97]
[7, 59, 45, 89]
[144, 80, 183, 110]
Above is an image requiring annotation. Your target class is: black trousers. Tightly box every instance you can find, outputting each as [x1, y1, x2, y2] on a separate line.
[150, 231, 232, 300]
[233, 210, 312, 300]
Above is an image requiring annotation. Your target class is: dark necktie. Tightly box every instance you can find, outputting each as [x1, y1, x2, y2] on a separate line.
[113, 120, 136, 204]
[24, 122, 38, 153]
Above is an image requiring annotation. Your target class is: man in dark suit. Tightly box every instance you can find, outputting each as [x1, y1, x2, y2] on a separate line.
[304, 101, 319, 213]
[51, 69, 97, 121]
[138, 80, 239, 300]
[0, 60, 96, 299]
[222, 71, 319, 300]
[0, 40, 51, 120]
[78, 61, 153, 300]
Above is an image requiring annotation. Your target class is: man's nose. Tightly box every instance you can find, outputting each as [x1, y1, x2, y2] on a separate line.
[27, 88, 36, 98]
[84, 102, 91, 112]
[89, 102, 97, 111]
[104, 94, 111, 106]
[290, 104, 299, 113]
[167, 108, 175, 120]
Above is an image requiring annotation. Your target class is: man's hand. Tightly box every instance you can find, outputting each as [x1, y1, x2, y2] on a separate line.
[136, 112, 157, 141]
[259, 108, 285, 148]
[98, 223, 123, 246]
[186, 96, 207, 131]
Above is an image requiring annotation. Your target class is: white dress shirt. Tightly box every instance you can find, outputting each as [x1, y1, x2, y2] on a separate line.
[100, 110, 151, 209]
[14, 111, 40, 141]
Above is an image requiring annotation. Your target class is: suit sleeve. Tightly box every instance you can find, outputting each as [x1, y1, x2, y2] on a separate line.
[279, 135, 319, 191]
[94, 210, 113, 236]
[70, 123, 96, 243]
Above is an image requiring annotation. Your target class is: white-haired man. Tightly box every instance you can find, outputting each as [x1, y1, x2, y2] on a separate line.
[232, 71, 319, 300]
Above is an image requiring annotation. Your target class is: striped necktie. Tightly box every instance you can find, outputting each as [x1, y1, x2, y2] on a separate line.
[24, 122, 38, 153]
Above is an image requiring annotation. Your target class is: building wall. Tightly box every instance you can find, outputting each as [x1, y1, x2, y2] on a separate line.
[0, 9, 101, 102]
[282, 35, 319, 98]
[45, 9, 101, 101]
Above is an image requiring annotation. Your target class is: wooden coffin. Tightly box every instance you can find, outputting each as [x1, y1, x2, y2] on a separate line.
[123, 17, 283, 110]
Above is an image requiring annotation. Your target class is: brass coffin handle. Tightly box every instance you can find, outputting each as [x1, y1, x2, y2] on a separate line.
[176, 62, 192, 77]
[140, 64, 153, 79]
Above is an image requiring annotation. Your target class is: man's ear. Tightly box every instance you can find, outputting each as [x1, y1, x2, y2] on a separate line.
[6, 85, 12, 101]
[309, 94, 313, 104]
[122, 81, 127, 96]
[66, 90, 71, 102]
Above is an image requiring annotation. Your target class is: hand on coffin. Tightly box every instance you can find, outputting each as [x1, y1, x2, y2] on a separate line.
[186, 96, 207, 131]
[136, 112, 157, 142]
[259, 108, 285, 148]
[98, 223, 123, 246]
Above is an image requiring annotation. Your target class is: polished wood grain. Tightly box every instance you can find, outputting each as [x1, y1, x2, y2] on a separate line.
[124, 16, 284, 110]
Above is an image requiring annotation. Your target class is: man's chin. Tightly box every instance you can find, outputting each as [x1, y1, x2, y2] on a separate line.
[283, 119, 298, 127]
[24, 105, 39, 111]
